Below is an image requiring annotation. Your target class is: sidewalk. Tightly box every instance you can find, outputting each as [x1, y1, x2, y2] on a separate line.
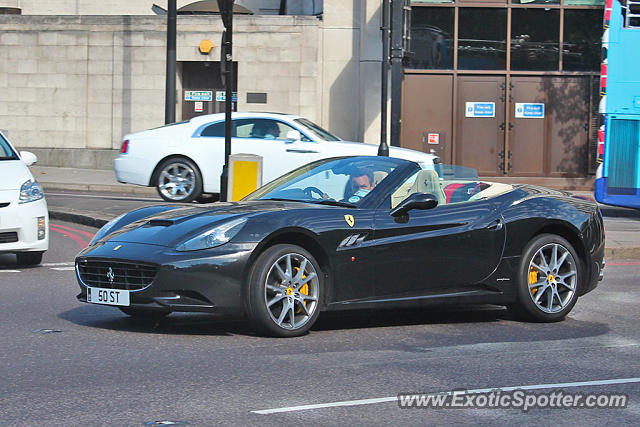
[33, 166, 156, 195]
[36, 166, 640, 260]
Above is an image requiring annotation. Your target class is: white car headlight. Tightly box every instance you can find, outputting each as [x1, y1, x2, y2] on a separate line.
[89, 213, 126, 246]
[176, 217, 247, 252]
[19, 180, 44, 204]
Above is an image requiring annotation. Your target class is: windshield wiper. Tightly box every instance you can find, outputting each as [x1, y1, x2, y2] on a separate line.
[312, 200, 357, 208]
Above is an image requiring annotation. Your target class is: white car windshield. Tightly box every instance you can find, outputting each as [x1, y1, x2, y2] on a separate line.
[294, 118, 341, 142]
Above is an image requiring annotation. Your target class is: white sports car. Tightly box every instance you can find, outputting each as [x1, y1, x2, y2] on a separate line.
[0, 131, 48, 265]
[114, 112, 439, 202]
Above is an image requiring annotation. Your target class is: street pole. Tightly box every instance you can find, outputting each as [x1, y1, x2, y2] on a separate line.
[218, 0, 234, 202]
[390, 0, 404, 147]
[378, 0, 390, 157]
[164, 0, 177, 125]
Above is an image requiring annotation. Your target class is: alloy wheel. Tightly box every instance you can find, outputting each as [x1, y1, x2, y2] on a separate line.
[158, 162, 196, 201]
[527, 243, 578, 314]
[263, 253, 319, 330]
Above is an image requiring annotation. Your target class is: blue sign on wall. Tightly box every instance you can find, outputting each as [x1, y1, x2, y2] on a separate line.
[185, 91, 213, 102]
[465, 102, 495, 118]
[515, 103, 545, 119]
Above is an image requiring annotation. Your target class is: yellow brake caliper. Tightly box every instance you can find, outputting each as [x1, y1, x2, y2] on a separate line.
[294, 267, 309, 313]
[529, 267, 538, 295]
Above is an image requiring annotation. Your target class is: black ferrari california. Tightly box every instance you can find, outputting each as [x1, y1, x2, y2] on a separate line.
[75, 156, 605, 337]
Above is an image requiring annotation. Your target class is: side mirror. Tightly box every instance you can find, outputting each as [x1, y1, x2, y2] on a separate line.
[20, 151, 38, 166]
[285, 130, 301, 142]
[390, 192, 438, 217]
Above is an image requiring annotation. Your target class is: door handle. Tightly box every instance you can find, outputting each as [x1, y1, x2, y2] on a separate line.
[486, 219, 503, 231]
[286, 149, 318, 153]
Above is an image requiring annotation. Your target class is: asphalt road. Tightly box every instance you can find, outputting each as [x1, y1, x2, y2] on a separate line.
[1, 220, 640, 425]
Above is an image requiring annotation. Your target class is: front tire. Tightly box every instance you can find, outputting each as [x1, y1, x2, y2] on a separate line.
[513, 234, 581, 322]
[155, 157, 202, 203]
[247, 244, 323, 337]
[16, 251, 44, 266]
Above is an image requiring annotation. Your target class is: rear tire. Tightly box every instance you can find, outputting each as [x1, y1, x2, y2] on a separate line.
[16, 251, 44, 266]
[247, 244, 323, 337]
[513, 234, 581, 322]
[155, 157, 202, 203]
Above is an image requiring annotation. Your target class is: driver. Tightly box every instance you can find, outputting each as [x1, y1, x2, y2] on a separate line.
[343, 168, 375, 201]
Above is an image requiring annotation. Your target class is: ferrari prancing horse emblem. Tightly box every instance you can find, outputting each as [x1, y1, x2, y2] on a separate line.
[344, 215, 355, 227]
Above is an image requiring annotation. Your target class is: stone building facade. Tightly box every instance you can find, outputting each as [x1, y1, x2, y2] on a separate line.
[0, 1, 383, 168]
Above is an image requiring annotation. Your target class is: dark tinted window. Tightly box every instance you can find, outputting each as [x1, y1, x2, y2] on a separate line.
[458, 8, 507, 70]
[0, 134, 18, 160]
[201, 121, 225, 137]
[511, 9, 560, 71]
[563, 9, 602, 71]
[407, 7, 454, 70]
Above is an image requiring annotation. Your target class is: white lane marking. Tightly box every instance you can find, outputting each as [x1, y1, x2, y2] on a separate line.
[51, 267, 76, 271]
[0, 270, 21, 273]
[252, 377, 640, 415]
[42, 262, 74, 267]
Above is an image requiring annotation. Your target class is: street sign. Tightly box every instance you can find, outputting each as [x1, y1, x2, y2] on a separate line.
[465, 102, 495, 118]
[185, 91, 213, 101]
[194, 101, 203, 112]
[216, 91, 238, 102]
[515, 103, 545, 118]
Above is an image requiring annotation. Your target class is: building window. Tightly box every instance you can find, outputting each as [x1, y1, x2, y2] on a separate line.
[563, 9, 602, 71]
[407, 7, 454, 69]
[511, 8, 560, 71]
[458, 8, 507, 70]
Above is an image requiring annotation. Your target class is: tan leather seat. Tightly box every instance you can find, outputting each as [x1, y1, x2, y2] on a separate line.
[372, 171, 388, 185]
[410, 169, 446, 205]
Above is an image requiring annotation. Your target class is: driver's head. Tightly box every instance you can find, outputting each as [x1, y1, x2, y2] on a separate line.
[344, 168, 375, 199]
[352, 173, 373, 191]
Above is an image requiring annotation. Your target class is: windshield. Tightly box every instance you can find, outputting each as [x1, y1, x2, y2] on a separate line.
[245, 156, 408, 206]
[0, 133, 19, 160]
[294, 118, 341, 142]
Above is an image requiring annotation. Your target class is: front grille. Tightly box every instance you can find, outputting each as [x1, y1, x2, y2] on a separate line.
[0, 232, 18, 243]
[76, 258, 159, 291]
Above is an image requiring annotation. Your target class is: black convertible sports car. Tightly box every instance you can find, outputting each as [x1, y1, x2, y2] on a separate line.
[75, 156, 605, 337]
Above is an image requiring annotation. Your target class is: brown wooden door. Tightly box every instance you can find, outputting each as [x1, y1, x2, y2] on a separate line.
[401, 74, 453, 163]
[508, 77, 589, 177]
[548, 77, 589, 177]
[509, 77, 546, 176]
[456, 76, 505, 176]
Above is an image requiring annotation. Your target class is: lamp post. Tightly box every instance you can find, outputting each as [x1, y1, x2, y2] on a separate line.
[378, 0, 390, 157]
[164, 0, 177, 125]
[218, 0, 234, 201]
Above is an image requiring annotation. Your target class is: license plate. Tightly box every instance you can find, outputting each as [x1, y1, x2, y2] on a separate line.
[87, 287, 130, 306]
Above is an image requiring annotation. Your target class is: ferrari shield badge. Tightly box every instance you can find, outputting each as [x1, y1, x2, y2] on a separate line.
[344, 215, 355, 227]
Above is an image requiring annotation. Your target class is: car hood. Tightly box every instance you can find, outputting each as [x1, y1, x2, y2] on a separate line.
[0, 160, 33, 191]
[104, 200, 308, 247]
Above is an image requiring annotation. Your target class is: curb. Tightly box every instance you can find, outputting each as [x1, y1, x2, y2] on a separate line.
[42, 182, 157, 195]
[49, 208, 640, 260]
[49, 207, 113, 229]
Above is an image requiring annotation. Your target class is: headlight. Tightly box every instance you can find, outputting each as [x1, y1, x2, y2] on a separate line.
[89, 213, 126, 246]
[176, 217, 247, 252]
[19, 180, 44, 204]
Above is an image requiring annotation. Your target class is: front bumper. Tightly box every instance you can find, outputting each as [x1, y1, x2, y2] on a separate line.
[0, 195, 48, 253]
[75, 240, 257, 316]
